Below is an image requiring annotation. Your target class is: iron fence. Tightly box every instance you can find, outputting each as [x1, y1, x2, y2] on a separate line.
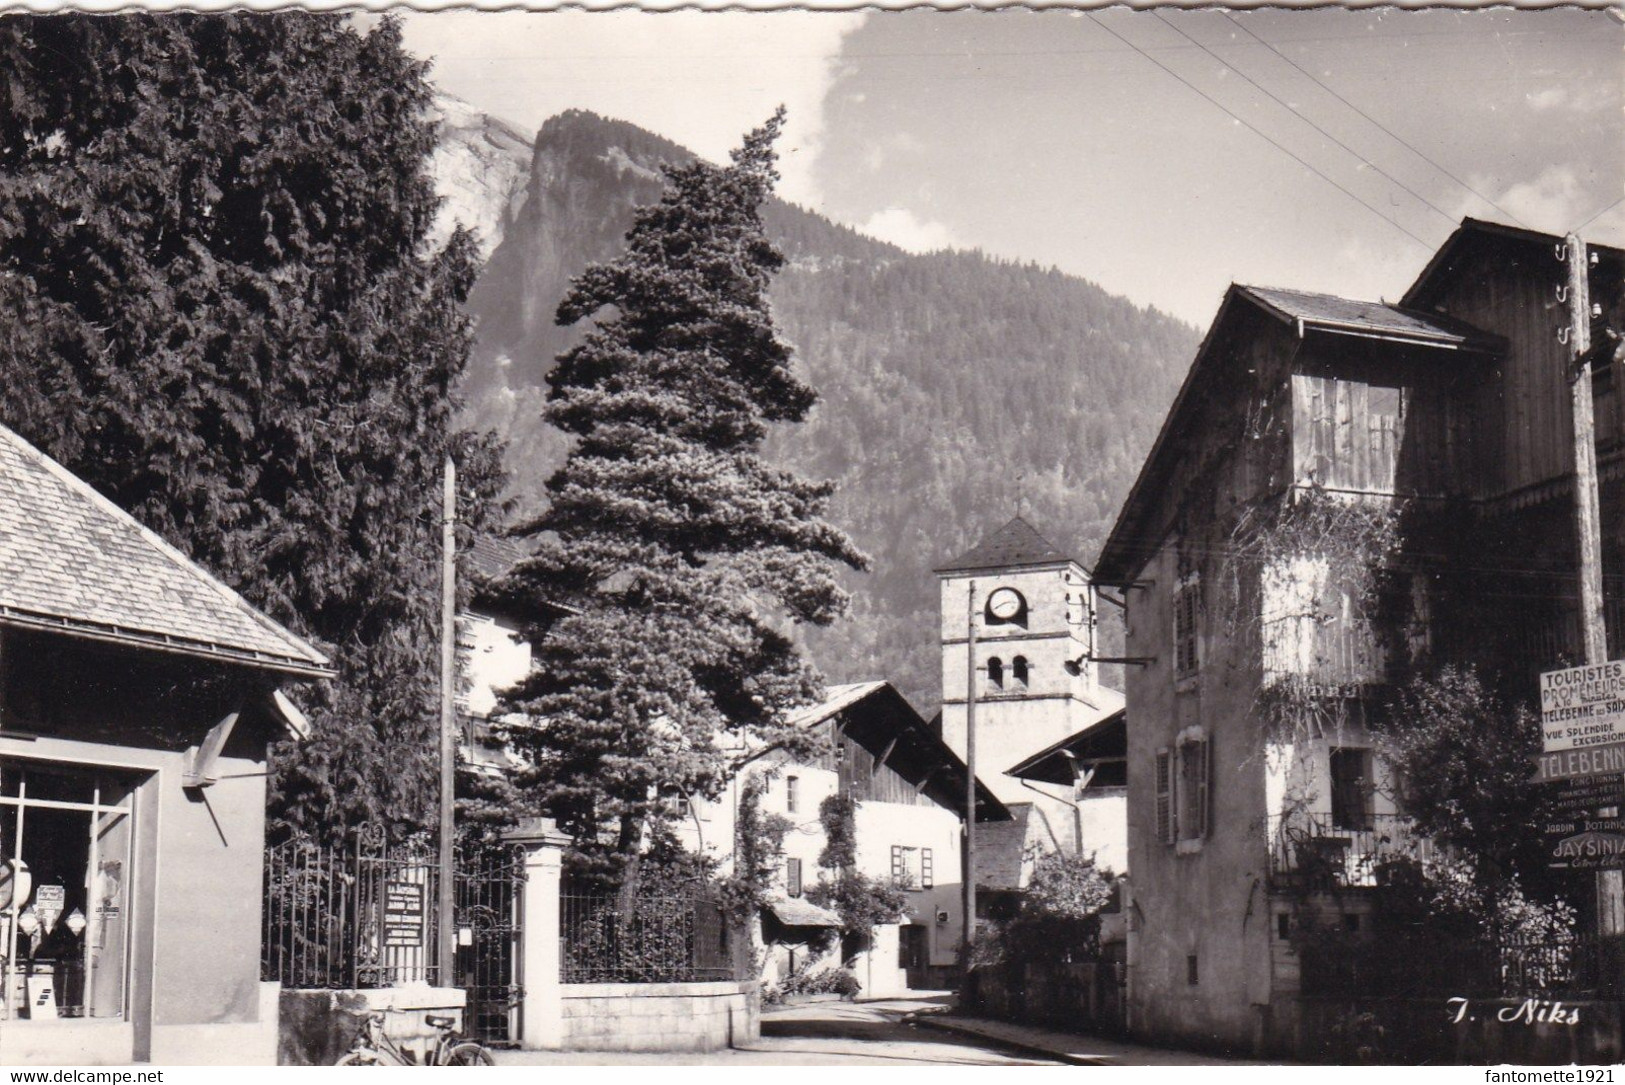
[261, 824, 445, 989]
[1298, 930, 1623, 999]
[1268, 812, 1440, 888]
[560, 890, 734, 983]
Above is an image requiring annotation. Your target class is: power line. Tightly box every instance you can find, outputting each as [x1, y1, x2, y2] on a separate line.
[1219, 11, 1531, 230]
[1155, 11, 1463, 231]
[1578, 196, 1624, 234]
[1086, 13, 1439, 253]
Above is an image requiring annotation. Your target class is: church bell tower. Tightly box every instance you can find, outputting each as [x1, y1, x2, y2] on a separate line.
[935, 516, 1104, 804]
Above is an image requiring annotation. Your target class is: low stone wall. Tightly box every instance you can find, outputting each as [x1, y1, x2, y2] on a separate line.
[1279, 998, 1625, 1065]
[560, 980, 760, 1053]
[278, 985, 466, 1066]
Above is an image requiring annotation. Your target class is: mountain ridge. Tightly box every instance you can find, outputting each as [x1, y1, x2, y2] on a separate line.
[434, 102, 1201, 711]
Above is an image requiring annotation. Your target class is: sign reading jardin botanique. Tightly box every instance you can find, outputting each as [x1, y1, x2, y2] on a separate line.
[382, 880, 425, 948]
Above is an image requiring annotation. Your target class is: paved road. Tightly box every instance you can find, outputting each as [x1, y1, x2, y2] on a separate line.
[492, 998, 1061, 1066]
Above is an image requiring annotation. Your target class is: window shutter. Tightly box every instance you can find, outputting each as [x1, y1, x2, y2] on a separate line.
[891, 845, 905, 884]
[1155, 749, 1173, 845]
[786, 858, 803, 898]
[921, 848, 934, 889]
[1196, 739, 1211, 839]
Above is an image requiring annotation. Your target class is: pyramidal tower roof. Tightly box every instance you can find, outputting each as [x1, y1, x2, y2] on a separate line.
[934, 516, 1073, 575]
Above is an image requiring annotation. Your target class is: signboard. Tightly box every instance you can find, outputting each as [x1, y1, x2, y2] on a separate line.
[382, 880, 425, 948]
[33, 884, 64, 933]
[1549, 773, 1625, 814]
[1531, 740, 1625, 784]
[1540, 662, 1625, 752]
[1545, 812, 1625, 871]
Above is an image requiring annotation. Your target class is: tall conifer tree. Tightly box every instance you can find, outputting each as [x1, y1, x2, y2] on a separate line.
[498, 111, 866, 877]
[0, 13, 505, 835]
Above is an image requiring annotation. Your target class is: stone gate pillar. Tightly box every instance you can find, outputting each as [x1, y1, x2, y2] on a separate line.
[505, 817, 569, 1051]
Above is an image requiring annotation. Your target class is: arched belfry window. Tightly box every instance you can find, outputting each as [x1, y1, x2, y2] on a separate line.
[1012, 656, 1030, 688]
[987, 656, 1004, 689]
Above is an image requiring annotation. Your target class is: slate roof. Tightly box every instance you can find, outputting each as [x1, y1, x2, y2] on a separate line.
[0, 422, 330, 677]
[935, 516, 1072, 575]
[787, 681, 889, 728]
[973, 806, 1032, 891]
[766, 896, 842, 928]
[1240, 285, 1500, 350]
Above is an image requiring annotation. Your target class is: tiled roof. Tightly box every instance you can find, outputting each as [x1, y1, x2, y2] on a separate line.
[469, 534, 531, 582]
[935, 516, 1071, 574]
[0, 423, 330, 676]
[1240, 285, 1499, 349]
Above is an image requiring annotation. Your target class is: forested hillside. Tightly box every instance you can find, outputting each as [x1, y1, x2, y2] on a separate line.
[444, 106, 1200, 711]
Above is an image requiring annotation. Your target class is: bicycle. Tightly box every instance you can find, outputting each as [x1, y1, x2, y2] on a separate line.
[336, 1009, 495, 1066]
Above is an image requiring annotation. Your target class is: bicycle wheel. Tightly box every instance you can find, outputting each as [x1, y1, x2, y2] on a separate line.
[442, 1042, 494, 1066]
[335, 1051, 381, 1066]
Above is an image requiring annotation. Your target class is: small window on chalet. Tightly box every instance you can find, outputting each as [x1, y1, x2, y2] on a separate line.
[786, 857, 803, 898]
[987, 657, 1004, 690]
[786, 775, 800, 814]
[1329, 748, 1374, 832]
[1012, 656, 1030, 688]
[1174, 576, 1201, 679]
[891, 846, 930, 890]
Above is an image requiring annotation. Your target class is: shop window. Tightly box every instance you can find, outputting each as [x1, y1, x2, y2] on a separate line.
[1, 761, 138, 1022]
[1330, 748, 1374, 831]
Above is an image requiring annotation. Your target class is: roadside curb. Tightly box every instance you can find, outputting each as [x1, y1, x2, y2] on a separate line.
[909, 1014, 1113, 1066]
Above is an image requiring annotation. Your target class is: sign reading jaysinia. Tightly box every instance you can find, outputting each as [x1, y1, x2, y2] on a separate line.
[1540, 661, 1625, 752]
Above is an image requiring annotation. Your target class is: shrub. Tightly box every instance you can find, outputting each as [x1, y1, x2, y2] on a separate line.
[766, 964, 861, 1003]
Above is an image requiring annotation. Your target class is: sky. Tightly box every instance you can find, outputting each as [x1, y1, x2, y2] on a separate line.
[400, 7, 1624, 328]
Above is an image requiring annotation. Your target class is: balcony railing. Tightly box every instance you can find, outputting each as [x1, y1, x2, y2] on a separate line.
[1268, 812, 1439, 889]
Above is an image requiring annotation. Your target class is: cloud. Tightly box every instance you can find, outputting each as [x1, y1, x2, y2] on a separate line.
[1526, 83, 1614, 114]
[860, 208, 958, 253]
[399, 11, 865, 214]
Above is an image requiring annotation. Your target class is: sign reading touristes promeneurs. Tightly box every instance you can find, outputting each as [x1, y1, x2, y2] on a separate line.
[1533, 662, 1625, 785]
[1539, 661, 1625, 752]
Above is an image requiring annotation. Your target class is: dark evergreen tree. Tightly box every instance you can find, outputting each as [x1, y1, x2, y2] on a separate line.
[0, 13, 506, 835]
[497, 110, 866, 880]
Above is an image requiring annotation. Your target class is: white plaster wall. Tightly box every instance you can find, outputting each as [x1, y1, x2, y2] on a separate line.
[458, 610, 531, 717]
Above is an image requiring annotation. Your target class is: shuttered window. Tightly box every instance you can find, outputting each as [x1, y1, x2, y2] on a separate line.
[891, 845, 905, 885]
[1174, 577, 1201, 678]
[1155, 749, 1174, 845]
[787, 858, 803, 898]
[1178, 736, 1211, 842]
[921, 848, 934, 889]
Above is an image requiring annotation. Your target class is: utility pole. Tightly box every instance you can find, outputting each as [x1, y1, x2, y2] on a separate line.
[962, 580, 978, 961]
[438, 456, 458, 987]
[1563, 232, 1625, 939]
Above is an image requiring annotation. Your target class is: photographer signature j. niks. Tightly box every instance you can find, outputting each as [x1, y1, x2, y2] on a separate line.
[1449, 998, 1582, 1026]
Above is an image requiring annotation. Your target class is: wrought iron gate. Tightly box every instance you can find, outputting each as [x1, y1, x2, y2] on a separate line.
[454, 842, 526, 1046]
[263, 828, 527, 1046]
